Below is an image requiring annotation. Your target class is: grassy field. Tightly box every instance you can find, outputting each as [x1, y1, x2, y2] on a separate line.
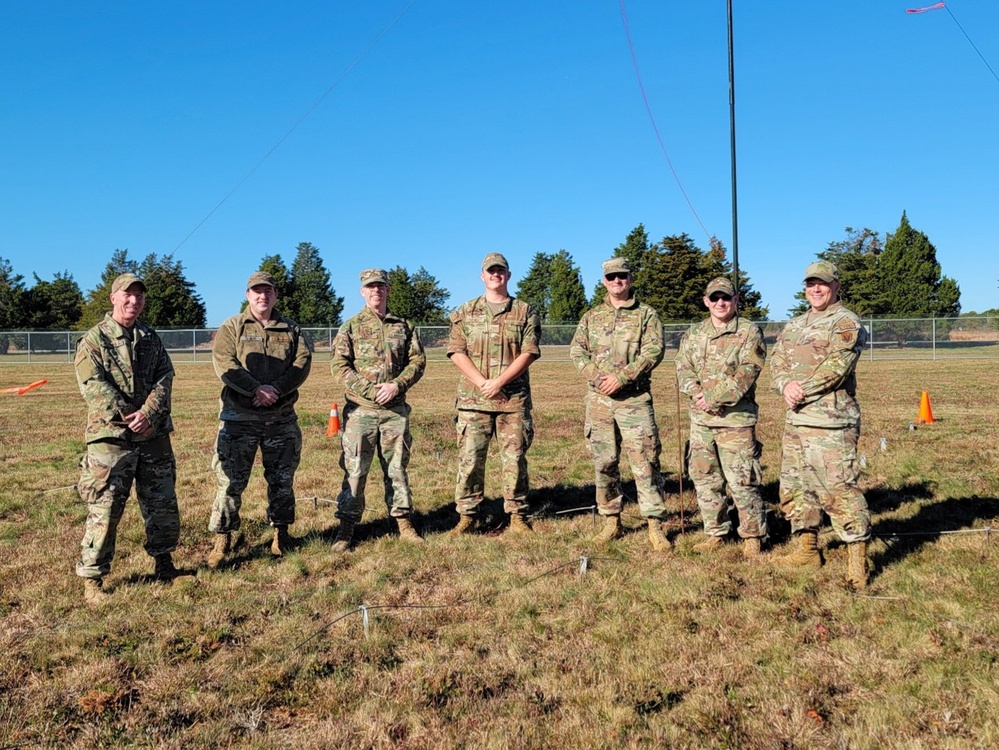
[1, 359, 997, 748]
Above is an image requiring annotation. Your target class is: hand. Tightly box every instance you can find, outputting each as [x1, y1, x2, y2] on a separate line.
[252, 385, 280, 407]
[374, 381, 400, 405]
[694, 393, 711, 412]
[783, 380, 806, 410]
[480, 378, 507, 400]
[596, 375, 623, 396]
[123, 411, 153, 436]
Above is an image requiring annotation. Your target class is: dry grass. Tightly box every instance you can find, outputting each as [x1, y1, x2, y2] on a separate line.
[1, 359, 998, 749]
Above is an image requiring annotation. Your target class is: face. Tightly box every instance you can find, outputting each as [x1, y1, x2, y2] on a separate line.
[109, 283, 145, 326]
[704, 291, 737, 323]
[246, 284, 278, 319]
[481, 265, 511, 293]
[602, 271, 631, 298]
[360, 282, 388, 311]
[805, 278, 838, 312]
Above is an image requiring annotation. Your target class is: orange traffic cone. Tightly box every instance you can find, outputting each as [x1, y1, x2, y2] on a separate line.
[917, 391, 935, 424]
[326, 402, 341, 436]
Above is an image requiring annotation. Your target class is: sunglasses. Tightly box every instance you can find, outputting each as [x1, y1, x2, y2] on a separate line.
[708, 293, 733, 302]
[605, 272, 629, 281]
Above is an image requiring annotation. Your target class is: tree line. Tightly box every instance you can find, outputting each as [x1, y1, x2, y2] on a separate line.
[0, 212, 983, 333]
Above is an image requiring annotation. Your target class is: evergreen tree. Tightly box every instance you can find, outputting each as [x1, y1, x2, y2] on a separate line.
[640, 233, 709, 320]
[386, 266, 450, 324]
[287, 242, 343, 326]
[24, 272, 84, 329]
[516, 252, 553, 317]
[78, 249, 137, 329]
[138, 254, 206, 327]
[547, 250, 587, 322]
[0, 257, 28, 353]
[789, 227, 882, 316]
[877, 212, 960, 317]
[705, 238, 768, 320]
[592, 224, 650, 306]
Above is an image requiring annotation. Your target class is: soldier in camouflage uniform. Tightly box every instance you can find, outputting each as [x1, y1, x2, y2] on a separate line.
[74, 272, 181, 605]
[207, 271, 313, 567]
[569, 258, 671, 551]
[329, 268, 427, 551]
[447, 252, 541, 535]
[770, 260, 871, 589]
[676, 277, 767, 558]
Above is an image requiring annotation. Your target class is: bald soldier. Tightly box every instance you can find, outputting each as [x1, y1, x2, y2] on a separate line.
[74, 272, 181, 604]
[770, 260, 871, 589]
[447, 252, 541, 535]
[569, 258, 671, 551]
[676, 277, 768, 557]
[329, 268, 427, 550]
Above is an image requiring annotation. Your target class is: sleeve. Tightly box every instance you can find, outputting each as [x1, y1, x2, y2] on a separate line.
[138, 333, 174, 428]
[446, 307, 467, 358]
[797, 316, 864, 401]
[520, 306, 542, 359]
[272, 325, 313, 396]
[569, 313, 598, 382]
[674, 326, 701, 398]
[392, 322, 426, 393]
[330, 321, 376, 401]
[769, 327, 791, 395]
[702, 324, 766, 410]
[615, 308, 664, 386]
[212, 318, 261, 396]
[74, 333, 129, 422]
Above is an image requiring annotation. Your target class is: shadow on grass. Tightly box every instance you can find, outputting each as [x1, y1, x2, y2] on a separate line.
[869, 493, 999, 575]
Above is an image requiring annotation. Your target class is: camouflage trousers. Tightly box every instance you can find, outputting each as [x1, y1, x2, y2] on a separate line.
[687, 422, 766, 539]
[336, 401, 413, 521]
[583, 391, 666, 519]
[76, 435, 180, 579]
[779, 422, 870, 542]
[210, 419, 302, 533]
[454, 408, 533, 516]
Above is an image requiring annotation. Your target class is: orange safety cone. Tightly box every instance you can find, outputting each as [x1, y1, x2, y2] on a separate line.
[325, 402, 341, 436]
[916, 390, 935, 424]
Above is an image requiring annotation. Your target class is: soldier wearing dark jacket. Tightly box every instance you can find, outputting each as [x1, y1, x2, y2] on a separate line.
[207, 271, 312, 567]
[75, 272, 180, 604]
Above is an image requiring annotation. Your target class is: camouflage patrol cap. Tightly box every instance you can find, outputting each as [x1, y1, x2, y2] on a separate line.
[601, 257, 632, 276]
[360, 268, 389, 286]
[803, 261, 838, 283]
[246, 271, 277, 290]
[704, 277, 735, 296]
[482, 252, 509, 271]
[111, 273, 146, 294]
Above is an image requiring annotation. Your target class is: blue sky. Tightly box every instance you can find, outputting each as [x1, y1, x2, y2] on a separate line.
[2, 1, 996, 325]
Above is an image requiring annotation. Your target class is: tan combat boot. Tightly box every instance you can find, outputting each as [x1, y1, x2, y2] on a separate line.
[775, 530, 822, 569]
[153, 553, 177, 581]
[693, 535, 726, 553]
[331, 519, 356, 553]
[396, 516, 426, 544]
[507, 513, 534, 535]
[591, 515, 622, 544]
[647, 518, 672, 551]
[207, 533, 232, 569]
[271, 526, 291, 557]
[742, 537, 762, 559]
[846, 541, 869, 590]
[448, 515, 476, 537]
[83, 578, 109, 606]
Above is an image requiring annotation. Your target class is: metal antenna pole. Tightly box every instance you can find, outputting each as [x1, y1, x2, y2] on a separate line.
[727, 0, 740, 295]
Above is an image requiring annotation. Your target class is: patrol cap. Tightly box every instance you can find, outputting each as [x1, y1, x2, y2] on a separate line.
[246, 271, 277, 290]
[803, 260, 838, 283]
[482, 252, 509, 271]
[602, 258, 632, 276]
[111, 273, 146, 294]
[705, 277, 735, 296]
[360, 268, 389, 286]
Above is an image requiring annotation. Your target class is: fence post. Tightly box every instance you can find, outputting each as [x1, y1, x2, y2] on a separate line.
[932, 318, 937, 361]
[27, 332, 31, 364]
[869, 318, 874, 361]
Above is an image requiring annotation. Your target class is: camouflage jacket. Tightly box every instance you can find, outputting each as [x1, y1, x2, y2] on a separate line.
[330, 306, 426, 409]
[212, 308, 313, 422]
[74, 313, 174, 444]
[769, 302, 867, 427]
[676, 316, 766, 427]
[447, 295, 541, 413]
[569, 296, 664, 399]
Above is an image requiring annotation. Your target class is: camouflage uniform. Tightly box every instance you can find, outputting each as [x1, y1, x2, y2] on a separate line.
[75, 313, 179, 579]
[569, 297, 667, 518]
[330, 305, 426, 520]
[209, 308, 312, 532]
[448, 295, 541, 515]
[676, 316, 767, 538]
[770, 302, 870, 542]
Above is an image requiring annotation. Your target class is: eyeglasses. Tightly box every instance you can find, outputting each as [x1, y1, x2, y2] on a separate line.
[708, 294, 733, 302]
[605, 273, 629, 281]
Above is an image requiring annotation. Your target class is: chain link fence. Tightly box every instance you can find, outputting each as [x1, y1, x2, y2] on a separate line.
[2, 317, 998, 364]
